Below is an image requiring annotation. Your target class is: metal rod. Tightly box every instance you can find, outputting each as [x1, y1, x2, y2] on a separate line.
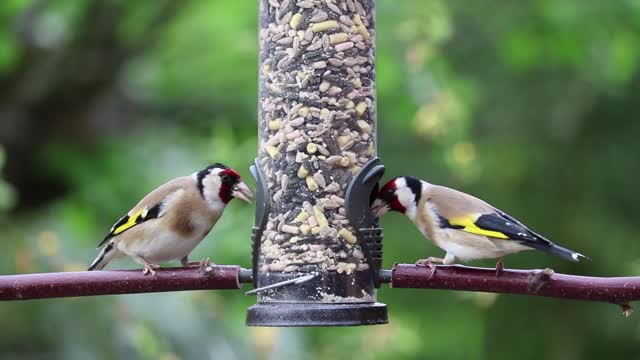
[239, 268, 254, 284]
[244, 273, 317, 296]
[0, 265, 241, 301]
[391, 264, 640, 308]
[378, 269, 392, 283]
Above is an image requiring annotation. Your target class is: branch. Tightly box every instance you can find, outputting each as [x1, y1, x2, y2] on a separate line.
[2, 263, 639, 317]
[389, 264, 640, 316]
[0, 265, 244, 301]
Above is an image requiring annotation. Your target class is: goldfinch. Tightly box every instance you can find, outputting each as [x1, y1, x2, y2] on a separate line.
[88, 163, 253, 275]
[372, 176, 587, 274]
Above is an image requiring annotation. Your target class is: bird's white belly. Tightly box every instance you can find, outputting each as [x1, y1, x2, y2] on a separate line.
[441, 242, 492, 261]
[117, 217, 216, 264]
[143, 231, 205, 263]
[432, 228, 531, 262]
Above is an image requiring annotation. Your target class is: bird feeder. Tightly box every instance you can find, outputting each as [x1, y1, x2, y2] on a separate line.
[247, 0, 387, 326]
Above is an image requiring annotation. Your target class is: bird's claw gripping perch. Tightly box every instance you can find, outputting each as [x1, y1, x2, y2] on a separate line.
[415, 257, 444, 280]
[180, 257, 213, 272]
[198, 258, 213, 272]
[495, 258, 505, 277]
[142, 262, 160, 276]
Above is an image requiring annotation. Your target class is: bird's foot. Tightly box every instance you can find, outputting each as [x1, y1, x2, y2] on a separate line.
[495, 258, 505, 277]
[181, 257, 215, 269]
[198, 257, 214, 271]
[142, 263, 160, 276]
[180, 256, 189, 267]
[415, 257, 444, 267]
[415, 257, 444, 280]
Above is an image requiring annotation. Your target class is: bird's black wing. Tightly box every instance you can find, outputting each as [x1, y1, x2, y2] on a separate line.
[473, 210, 553, 245]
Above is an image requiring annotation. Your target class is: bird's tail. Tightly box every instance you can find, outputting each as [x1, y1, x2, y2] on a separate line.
[88, 242, 116, 271]
[526, 242, 588, 262]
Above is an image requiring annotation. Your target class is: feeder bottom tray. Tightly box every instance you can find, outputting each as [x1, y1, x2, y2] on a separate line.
[246, 302, 388, 327]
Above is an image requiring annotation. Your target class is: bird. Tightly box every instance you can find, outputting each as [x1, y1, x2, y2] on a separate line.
[371, 176, 587, 276]
[88, 163, 254, 275]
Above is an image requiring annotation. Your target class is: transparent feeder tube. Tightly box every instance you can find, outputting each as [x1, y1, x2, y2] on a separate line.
[257, 0, 377, 303]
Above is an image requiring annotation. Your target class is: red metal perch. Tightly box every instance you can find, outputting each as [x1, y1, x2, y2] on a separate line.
[0, 265, 243, 301]
[389, 264, 640, 316]
[2, 263, 640, 317]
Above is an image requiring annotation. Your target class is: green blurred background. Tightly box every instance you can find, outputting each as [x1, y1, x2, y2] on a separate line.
[1, 0, 640, 359]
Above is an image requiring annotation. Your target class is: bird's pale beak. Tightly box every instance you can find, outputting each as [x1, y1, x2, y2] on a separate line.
[371, 198, 390, 218]
[232, 181, 254, 203]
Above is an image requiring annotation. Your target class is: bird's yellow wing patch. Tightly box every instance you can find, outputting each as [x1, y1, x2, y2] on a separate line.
[98, 203, 163, 248]
[112, 209, 145, 235]
[449, 215, 509, 239]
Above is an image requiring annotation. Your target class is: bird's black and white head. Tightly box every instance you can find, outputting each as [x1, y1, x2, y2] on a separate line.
[372, 176, 423, 218]
[195, 163, 253, 209]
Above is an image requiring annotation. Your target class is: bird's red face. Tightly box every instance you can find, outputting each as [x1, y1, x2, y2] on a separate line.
[372, 179, 407, 216]
[198, 164, 254, 205]
[218, 168, 250, 204]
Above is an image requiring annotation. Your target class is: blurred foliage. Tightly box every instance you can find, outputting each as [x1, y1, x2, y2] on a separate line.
[0, 146, 16, 210]
[1, 0, 640, 359]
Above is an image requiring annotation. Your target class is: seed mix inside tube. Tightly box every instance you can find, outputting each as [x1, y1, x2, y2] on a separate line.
[258, 0, 376, 302]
